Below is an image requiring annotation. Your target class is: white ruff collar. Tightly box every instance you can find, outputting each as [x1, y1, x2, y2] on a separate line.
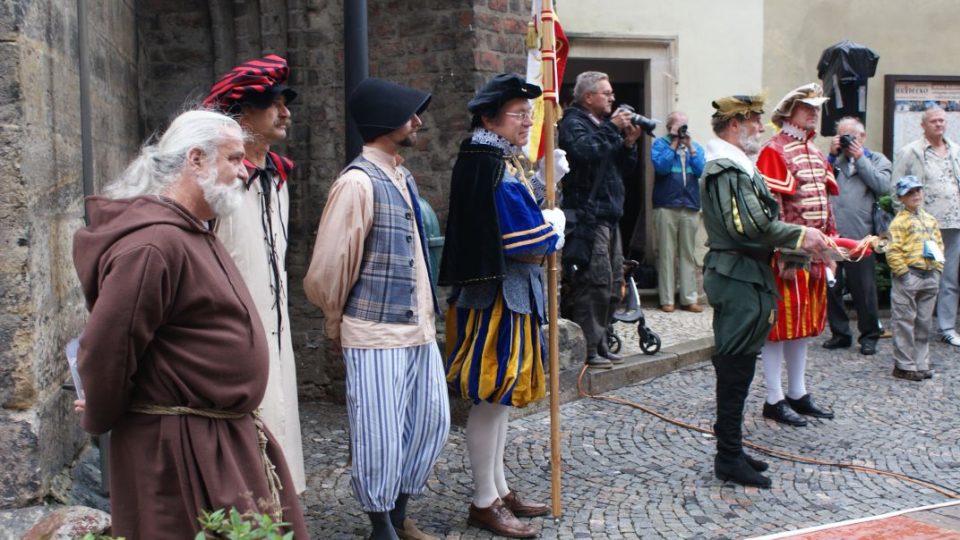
[780, 121, 813, 142]
[471, 128, 521, 156]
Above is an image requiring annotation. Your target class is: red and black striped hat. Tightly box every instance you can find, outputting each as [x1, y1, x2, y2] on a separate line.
[203, 54, 297, 111]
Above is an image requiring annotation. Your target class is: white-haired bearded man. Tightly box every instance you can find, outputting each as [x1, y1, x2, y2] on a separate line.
[72, 109, 308, 539]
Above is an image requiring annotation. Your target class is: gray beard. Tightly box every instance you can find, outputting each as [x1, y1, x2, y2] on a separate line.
[738, 127, 761, 157]
[198, 167, 244, 217]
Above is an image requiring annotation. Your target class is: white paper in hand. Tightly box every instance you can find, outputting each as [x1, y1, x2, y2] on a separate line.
[924, 240, 945, 263]
[65, 337, 84, 399]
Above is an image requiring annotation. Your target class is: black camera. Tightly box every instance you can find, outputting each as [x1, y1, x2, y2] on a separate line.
[616, 105, 659, 136]
[675, 124, 689, 139]
[839, 133, 855, 149]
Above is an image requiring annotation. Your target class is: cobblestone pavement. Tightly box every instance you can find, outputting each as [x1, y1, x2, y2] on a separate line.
[300, 331, 960, 539]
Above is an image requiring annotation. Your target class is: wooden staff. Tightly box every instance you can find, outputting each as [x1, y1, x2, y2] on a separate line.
[539, 0, 562, 519]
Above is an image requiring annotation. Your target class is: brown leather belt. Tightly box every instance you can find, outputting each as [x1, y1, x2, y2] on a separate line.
[712, 248, 772, 264]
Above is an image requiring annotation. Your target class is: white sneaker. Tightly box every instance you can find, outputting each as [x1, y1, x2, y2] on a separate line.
[941, 332, 960, 347]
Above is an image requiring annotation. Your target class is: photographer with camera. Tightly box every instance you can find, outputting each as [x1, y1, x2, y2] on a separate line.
[559, 71, 644, 369]
[651, 111, 706, 313]
[823, 117, 892, 355]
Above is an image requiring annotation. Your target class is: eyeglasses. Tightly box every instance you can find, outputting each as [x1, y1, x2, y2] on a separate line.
[594, 91, 615, 98]
[504, 111, 534, 121]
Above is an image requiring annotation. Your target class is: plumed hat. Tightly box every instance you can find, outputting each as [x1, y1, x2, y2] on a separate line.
[348, 78, 432, 142]
[771, 83, 828, 126]
[203, 55, 298, 112]
[711, 93, 766, 120]
[467, 73, 542, 116]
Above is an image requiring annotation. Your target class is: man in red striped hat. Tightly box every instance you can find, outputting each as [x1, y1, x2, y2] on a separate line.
[203, 54, 306, 494]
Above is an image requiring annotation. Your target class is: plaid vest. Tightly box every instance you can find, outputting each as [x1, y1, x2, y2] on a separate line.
[343, 156, 437, 324]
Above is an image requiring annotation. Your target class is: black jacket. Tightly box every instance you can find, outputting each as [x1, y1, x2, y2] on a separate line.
[558, 104, 639, 224]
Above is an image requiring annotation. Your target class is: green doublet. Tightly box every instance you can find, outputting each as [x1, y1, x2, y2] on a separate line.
[700, 158, 804, 355]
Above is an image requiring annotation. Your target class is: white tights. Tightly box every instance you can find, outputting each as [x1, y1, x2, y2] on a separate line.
[761, 339, 808, 405]
[465, 401, 511, 508]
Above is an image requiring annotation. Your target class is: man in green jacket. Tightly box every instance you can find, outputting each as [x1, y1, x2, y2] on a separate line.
[700, 94, 830, 488]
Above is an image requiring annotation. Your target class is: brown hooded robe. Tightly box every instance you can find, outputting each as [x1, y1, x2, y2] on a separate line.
[73, 195, 308, 539]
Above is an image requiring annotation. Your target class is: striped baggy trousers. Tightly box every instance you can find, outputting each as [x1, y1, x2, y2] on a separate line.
[343, 342, 451, 512]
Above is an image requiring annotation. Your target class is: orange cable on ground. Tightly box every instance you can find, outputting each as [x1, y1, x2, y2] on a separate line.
[575, 364, 960, 500]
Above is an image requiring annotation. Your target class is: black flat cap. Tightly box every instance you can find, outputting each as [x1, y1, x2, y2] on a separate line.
[349, 77, 432, 142]
[468, 73, 542, 116]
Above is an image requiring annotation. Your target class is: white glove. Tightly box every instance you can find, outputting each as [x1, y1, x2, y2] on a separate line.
[534, 148, 570, 188]
[541, 207, 566, 250]
[552, 148, 570, 183]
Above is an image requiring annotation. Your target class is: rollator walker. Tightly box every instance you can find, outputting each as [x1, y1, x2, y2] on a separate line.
[606, 260, 661, 356]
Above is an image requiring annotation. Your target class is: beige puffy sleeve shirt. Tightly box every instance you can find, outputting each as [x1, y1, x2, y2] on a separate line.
[304, 147, 436, 348]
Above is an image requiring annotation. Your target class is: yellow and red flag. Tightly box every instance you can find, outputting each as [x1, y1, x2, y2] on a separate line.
[524, 0, 568, 162]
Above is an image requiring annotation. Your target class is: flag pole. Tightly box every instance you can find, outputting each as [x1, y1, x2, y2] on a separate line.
[540, 0, 562, 519]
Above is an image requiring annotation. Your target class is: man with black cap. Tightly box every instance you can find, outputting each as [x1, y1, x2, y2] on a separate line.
[558, 70, 643, 369]
[440, 73, 564, 539]
[304, 77, 450, 540]
[203, 54, 306, 493]
[701, 94, 830, 488]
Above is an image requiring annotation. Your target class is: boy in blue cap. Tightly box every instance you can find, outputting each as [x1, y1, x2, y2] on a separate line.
[887, 175, 944, 381]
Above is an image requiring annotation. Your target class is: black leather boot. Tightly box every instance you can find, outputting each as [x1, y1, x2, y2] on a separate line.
[712, 354, 772, 489]
[598, 341, 623, 364]
[715, 454, 772, 488]
[743, 451, 769, 472]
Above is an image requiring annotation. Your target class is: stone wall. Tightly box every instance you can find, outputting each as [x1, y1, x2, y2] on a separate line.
[137, 0, 215, 134]
[0, 0, 139, 508]
[283, 0, 346, 401]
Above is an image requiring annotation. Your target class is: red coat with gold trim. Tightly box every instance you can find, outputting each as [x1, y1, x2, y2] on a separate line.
[757, 130, 838, 235]
[757, 128, 837, 341]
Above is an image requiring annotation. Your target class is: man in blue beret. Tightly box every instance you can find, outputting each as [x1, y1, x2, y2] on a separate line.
[305, 77, 450, 540]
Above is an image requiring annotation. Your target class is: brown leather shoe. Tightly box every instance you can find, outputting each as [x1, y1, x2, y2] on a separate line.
[395, 517, 439, 540]
[661, 304, 675, 313]
[502, 491, 550, 518]
[681, 303, 703, 313]
[892, 367, 924, 381]
[468, 499, 538, 539]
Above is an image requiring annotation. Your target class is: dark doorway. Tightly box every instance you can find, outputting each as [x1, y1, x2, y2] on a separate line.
[561, 58, 650, 263]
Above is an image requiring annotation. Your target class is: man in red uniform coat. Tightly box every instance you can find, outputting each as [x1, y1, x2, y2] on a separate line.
[755, 83, 838, 427]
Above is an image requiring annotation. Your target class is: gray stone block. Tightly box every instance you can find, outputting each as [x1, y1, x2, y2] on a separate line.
[0, 414, 41, 508]
[19, 505, 111, 539]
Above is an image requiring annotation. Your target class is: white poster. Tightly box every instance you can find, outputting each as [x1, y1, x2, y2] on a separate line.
[891, 80, 960, 156]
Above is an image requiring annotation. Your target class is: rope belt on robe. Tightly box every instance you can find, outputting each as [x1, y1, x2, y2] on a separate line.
[128, 403, 284, 520]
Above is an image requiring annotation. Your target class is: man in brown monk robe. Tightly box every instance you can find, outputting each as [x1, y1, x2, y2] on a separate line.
[72, 109, 308, 539]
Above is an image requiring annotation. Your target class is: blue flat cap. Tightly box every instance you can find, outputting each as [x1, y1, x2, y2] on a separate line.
[895, 175, 923, 197]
